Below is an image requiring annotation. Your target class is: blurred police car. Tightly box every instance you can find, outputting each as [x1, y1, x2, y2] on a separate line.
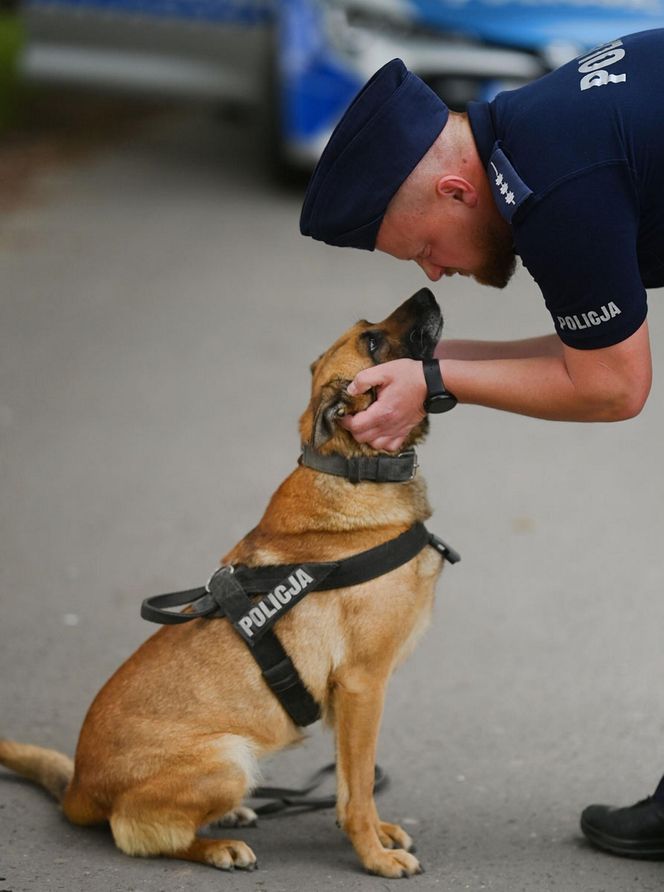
[20, 0, 664, 170]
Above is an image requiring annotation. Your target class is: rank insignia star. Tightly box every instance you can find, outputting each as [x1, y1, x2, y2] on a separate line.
[495, 173, 504, 186]
[505, 191, 515, 204]
[500, 182, 509, 196]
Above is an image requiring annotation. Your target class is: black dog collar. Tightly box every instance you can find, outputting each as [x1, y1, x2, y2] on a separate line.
[299, 444, 418, 484]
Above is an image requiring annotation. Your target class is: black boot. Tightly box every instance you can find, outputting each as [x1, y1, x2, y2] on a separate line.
[581, 781, 664, 859]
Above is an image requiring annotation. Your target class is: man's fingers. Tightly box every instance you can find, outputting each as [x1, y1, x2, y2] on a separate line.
[339, 410, 378, 438]
[340, 358, 423, 450]
[372, 437, 406, 452]
[347, 366, 386, 396]
[339, 412, 407, 451]
[338, 401, 385, 435]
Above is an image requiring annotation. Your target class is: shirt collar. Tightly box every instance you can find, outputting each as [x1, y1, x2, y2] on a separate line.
[467, 100, 497, 169]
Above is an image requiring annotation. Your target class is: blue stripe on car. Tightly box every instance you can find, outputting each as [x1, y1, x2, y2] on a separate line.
[278, 0, 362, 141]
[406, 0, 664, 51]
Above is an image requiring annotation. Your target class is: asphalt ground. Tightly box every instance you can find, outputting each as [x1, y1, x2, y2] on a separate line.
[1, 100, 663, 892]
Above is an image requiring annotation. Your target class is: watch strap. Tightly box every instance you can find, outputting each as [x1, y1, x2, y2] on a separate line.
[421, 358, 457, 413]
[422, 358, 445, 398]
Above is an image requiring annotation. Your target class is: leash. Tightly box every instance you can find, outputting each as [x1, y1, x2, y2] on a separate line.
[250, 763, 388, 818]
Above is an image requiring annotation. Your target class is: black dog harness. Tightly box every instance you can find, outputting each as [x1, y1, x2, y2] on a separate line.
[142, 449, 459, 727]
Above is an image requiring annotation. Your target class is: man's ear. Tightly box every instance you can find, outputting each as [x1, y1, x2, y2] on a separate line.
[311, 380, 350, 449]
[435, 174, 478, 207]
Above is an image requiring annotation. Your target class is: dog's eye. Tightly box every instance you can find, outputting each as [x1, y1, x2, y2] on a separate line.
[362, 330, 383, 359]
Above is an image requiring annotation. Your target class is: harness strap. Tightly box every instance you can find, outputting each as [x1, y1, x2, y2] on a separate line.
[141, 585, 209, 624]
[299, 445, 418, 484]
[208, 569, 321, 725]
[141, 523, 460, 727]
[233, 522, 454, 592]
[141, 524, 459, 626]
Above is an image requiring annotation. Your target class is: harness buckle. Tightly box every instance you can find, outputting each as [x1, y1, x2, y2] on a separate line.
[205, 564, 235, 593]
[428, 533, 461, 564]
[263, 656, 301, 694]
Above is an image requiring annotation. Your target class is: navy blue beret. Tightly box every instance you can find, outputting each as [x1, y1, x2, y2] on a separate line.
[299, 58, 449, 251]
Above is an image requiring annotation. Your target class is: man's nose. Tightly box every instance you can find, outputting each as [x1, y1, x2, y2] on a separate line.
[417, 258, 444, 281]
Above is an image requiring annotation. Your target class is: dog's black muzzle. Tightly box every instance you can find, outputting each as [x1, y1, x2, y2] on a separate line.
[403, 288, 443, 360]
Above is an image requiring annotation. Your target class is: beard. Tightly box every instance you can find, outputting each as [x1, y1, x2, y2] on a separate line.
[471, 215, 517, 289]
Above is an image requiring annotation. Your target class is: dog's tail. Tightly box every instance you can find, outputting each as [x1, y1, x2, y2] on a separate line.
[0, 738, 74, 803]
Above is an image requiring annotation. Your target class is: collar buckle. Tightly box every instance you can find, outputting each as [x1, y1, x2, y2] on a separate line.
[401, 449, 418, 482]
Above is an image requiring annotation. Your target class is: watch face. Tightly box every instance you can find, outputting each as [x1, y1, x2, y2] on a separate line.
[426, 393, 457, 414]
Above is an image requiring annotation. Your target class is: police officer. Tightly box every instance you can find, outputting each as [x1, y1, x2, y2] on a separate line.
[300, 28, 664, 858]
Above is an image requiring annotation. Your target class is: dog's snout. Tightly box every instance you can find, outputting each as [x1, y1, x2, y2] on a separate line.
[406, 292, 443, 360]
[407, 321, 441, 360]
[410, 288, 438, 314]
[381, 289, 443, 361]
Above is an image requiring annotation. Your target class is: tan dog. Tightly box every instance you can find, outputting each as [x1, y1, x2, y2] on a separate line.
[0, 288, 450, 878]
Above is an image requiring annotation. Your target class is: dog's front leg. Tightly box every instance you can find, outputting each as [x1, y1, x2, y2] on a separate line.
[332, 670, 421, 878]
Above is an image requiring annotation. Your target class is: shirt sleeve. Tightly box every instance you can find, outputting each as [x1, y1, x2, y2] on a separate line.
[514, 163, 647, 350]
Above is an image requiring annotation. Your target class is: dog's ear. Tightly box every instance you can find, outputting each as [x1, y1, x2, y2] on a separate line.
[309, 353, 324, 376]
[311, 380, 349, 449]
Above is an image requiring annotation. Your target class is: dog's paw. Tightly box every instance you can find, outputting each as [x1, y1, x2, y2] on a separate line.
[365, 848, 422, 878]
[208, 805, 258, 829]
[377, 821, 415, 852]
[204, 839, 257, 871]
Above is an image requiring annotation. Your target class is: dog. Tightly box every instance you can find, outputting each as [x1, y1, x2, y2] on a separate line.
[0, 288, 450, 878]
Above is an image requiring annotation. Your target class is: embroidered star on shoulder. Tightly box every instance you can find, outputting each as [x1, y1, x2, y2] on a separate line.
[500, 182, 509, 196]
[505, 191, 515, 204]
[495, 173, 504, 186]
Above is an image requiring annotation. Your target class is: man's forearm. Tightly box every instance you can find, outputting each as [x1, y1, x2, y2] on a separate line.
[439, 354, 635, 422]
[342, 322, 650, 450]
[435, 334, 563, 361]
[438, 321, 651, 423]
[434, 334, 607, 421]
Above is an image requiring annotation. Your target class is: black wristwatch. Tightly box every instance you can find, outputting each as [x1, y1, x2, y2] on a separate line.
[422, 358, 458, 414]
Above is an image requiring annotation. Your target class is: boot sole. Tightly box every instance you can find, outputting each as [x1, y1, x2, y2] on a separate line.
[581, 816, 664, 859]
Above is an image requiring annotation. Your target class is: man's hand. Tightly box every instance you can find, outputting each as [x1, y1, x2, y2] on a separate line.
[339, 358, 428, 452]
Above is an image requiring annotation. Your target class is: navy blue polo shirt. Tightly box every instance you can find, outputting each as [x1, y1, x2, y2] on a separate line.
[468, 28, 664, 350]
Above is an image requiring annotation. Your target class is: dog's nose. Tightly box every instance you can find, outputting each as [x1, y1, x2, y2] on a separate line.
[409, 288, 439, 313]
